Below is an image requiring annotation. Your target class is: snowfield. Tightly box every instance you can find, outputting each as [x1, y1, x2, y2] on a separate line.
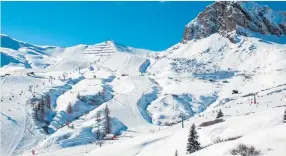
[1, 2, 286, 156]
[1, 31, 285, 156]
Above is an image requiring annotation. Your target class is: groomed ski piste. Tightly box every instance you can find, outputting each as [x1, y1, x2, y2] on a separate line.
[1, 2, 286, 156]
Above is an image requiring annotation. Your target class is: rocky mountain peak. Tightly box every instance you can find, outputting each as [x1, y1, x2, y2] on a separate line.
[182, 1, 286, 42]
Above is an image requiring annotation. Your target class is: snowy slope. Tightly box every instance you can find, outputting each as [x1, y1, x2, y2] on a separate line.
[0, 35, 60, 70]
[0, 75, 46, 156]
[1, 1, 286, 156]
[1, 35, 159, 156]
[150, 34, 286, 75]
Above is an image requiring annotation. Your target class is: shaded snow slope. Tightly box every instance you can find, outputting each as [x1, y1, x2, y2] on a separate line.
[150, 33, 286, 76]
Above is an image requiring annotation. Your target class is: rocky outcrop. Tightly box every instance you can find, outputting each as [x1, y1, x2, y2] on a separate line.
[182, 1, 286, 42]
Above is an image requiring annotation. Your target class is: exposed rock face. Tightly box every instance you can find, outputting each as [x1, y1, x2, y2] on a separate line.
[182, 1, 286, 42]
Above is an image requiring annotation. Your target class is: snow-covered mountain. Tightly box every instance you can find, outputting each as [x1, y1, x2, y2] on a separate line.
[182, 1, 286, 43]
[1, 1, 286, 156]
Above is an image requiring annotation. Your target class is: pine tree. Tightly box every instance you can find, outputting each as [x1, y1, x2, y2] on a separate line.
[104, 105, 111, 135]
[283, 109, 286, 123]
[216, 109, 224, 119]
[96, 111, 101, 123]
[96, 128, 101, 139]
[95, 111, 102, 139]
[66, 103, 73, 114]
[186, 124, 201, 154]
[38, 98, 45, 121]
[32, 104, 39, 121]
[32, 98, 45, 122]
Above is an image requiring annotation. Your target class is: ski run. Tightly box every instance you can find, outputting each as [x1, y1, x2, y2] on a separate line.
[1, 1, 286, 156]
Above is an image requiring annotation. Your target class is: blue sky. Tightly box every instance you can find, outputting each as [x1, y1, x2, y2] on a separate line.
[1, 1, 285, 51]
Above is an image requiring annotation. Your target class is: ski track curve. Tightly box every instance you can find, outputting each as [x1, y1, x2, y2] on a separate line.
[108, 76, 157, 133]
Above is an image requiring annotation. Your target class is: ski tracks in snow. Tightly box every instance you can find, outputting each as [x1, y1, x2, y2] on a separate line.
[108, 76, 157, 133]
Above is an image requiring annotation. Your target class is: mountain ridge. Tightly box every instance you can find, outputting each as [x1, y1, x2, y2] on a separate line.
[182, 1, 286, 43]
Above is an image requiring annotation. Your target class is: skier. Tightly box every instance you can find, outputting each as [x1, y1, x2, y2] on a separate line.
[32, 150, 35, 155]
